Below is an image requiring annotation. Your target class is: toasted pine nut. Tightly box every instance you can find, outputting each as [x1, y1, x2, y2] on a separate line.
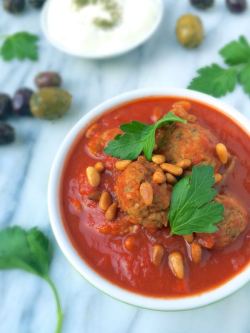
[94, 162, 105, 173]
[124, 235, 137, 251]
[183, 234, 194, 243]
[168, 252, 184, 279]
[99, 191, 112, 211]
[152, 170, 166, 184]
[216, 143, 229, 164]
[115, 160, 132, 171]
[86, 166, 101, 187]
[151, 244, 164, 266]
[105, 202, 118, 221]
[88, 190, 101, 201]
[165, 173, 177, 184]
[176, 159, 192, 169]
[160, 163, 183, 176]
[152, 154, 166, 164]
[191, 242, 202, 264]
[214, 173, 223, 184]
[140, 182, 153, 206]
[173, 101, 191, 112]
[129, 225, 139, 233]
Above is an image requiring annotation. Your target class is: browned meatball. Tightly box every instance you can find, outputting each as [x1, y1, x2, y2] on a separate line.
[198, 194, 248, 249]
[157, 122, 221, 171]
[115, 158, 171, 228]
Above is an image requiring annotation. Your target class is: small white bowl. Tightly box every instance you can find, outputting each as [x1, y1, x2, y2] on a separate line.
[41, 0, 164, 59]
[48, 88, 250, 311]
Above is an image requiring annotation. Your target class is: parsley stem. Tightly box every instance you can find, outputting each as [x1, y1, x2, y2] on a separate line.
[45, 276, 63, 333]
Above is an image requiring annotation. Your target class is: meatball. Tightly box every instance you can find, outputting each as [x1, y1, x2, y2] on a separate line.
[157, 123, 221, 171]
[115, 158, 171, 228]
[198, 194, 248, 249]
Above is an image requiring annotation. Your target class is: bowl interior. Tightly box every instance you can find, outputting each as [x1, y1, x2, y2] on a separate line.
[48, 88, 250, 310]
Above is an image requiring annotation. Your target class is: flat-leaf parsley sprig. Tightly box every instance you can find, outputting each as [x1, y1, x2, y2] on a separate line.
[0, 32, 39, 61]
[105, 112, 186, 160]
[169, 165, 224, 235]
[188, 36, 250, 97]
[0, 226, 63, 333]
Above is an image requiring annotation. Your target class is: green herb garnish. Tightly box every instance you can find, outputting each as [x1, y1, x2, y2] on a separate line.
[0, 226, 63, 333]
[74, 0, 121, 30]
[169, 165, 224, 235]
[0, 32, 39, 61]
[188, 36, 250, 97]
[105, 112, 186, 160]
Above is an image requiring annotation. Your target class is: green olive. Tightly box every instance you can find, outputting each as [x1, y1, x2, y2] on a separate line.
[176, 14, 204, 48]
[30, 88, 72, 120]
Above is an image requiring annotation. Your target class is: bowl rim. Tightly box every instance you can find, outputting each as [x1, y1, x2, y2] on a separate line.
[41, 0, 164, 59]
[48, 87, 250, 311]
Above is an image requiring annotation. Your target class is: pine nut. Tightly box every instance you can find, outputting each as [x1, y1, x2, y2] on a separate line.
[176, 159, 192, 169]
[99, 191, 112, 211]
[168, 252, 184, 279]
[191, 242, 202, 264]
[166, 173, 177, 184]
[160, 163, 183, 176]
[86, 166, 101, 187]
[105, 202, 118, 221]
[129, 225, 139, 233]
[140, 182, 153, 206]
[152, 169, 166, 184]
[214, 173, 223, 184]
[115, 160, 132, 171]
[152, 154, 166, 164]
[94, 162, 105, 173]
[216, 143, 229, 164]
[151, 244, 164, 266]
[124, 235, 137, 251]
[183, 234, 194, 243]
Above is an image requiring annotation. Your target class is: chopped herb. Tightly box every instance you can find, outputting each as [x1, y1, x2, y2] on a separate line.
[188, 36, 250, 98]
[74, 0, 121, 29]
[0, 32, 39, 61]
[0, 226, 63, 333]
[169, 165, 224, 235]
[105, 112, 186, 161]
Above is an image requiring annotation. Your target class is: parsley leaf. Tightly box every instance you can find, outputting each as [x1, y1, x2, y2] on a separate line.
[0, 32, 39, 61]
[239, 62, 250, 95]
[0, 226, 63, 333]
[188, 64, 237, 97]
[219, 36, 250, 66]
[104, 112, 186, 160]
[169, 165, 224, 235]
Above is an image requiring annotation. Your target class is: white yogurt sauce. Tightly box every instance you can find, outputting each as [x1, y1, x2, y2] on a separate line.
[45, 0, 162, 57]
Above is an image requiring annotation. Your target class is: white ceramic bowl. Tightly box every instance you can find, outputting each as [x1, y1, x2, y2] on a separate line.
[48, 88, 250, 311]
[41, 0, 164, 59]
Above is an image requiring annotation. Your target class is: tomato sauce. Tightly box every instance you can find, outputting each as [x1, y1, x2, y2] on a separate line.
[61, 97, 250, 297]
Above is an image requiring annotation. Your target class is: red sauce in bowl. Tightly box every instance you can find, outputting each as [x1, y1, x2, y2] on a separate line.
[60, 97, 250, 297]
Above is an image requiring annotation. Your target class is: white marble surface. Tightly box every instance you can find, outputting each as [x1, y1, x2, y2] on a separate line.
[0, 0, 250, 332]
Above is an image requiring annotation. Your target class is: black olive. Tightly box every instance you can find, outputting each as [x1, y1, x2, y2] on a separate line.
[190, 0, 214, 9]
[35, 72, 62, 88]
[3, 0, 25, 14]
[12, 88, 34, 117]
[0, 123, 15, 145]
[0, 94, 13, 120]
[28, 0, 46, 8]
[226, 0, 247, 13]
